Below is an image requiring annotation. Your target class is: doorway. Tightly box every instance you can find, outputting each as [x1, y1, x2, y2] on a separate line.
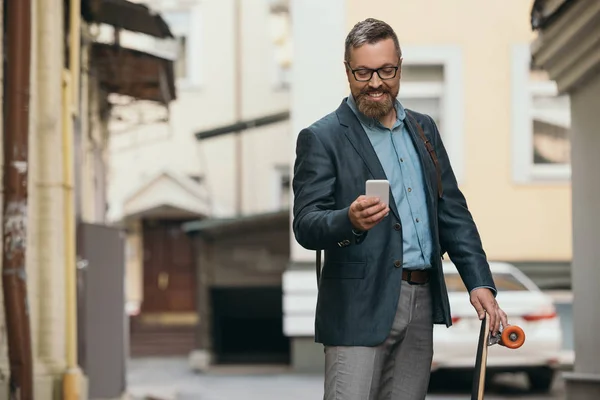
[141, 219, 196, 314]
[211, 287, 290, 364]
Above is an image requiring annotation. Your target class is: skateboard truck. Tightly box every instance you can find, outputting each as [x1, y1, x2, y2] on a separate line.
[487, 325, 525, 349]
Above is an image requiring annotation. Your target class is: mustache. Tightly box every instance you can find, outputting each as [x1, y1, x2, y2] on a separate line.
[359, 87, 390, 96]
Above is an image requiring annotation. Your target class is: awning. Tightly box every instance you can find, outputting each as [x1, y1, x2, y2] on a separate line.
[91, 44, 176, 104]
[81, 0, 177, 104]
[82, 0, 173, 38]
[182, 209, 289, 238]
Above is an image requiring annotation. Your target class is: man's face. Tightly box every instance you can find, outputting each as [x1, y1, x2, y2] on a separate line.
[345, 38, 401, 119]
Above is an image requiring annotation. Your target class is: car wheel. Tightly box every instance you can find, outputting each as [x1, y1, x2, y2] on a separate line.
[527, 367, 554, 393]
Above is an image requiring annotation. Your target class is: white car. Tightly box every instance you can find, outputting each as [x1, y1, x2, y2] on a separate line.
[432, 261, 563, 392]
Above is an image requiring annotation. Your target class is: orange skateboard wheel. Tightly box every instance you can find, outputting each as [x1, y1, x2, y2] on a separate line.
[500, 325, 525, 349]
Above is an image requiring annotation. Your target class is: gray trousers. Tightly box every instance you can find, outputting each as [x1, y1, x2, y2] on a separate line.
[323, 280, 433, 400]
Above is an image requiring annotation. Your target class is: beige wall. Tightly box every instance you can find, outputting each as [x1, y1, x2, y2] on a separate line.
[345, 0, 572, 262]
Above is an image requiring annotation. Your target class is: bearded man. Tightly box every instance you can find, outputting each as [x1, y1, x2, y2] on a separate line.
[291, 18, 510, 400]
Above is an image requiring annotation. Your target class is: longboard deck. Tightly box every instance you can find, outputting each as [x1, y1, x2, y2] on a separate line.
[471, 313, 490, 400]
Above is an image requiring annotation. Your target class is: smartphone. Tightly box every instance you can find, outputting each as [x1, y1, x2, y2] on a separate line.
[366, 179, 390, 206]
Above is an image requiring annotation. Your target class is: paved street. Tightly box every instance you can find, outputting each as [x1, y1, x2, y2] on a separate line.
[127, 357, 566, 400]
[127, 297, 573, 399]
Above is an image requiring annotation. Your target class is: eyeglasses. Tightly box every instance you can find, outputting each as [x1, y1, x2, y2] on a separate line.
[346, 63, 400, 82]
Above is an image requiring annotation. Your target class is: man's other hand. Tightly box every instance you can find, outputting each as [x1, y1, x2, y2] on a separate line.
[348, 195, 390, 232]
[470, 287, 509, 336]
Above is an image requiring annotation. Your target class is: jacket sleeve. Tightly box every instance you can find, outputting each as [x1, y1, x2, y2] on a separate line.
[292, 127, 363, 250]
[428, 116, 497, 295]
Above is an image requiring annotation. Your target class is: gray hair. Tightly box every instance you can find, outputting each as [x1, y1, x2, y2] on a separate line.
[344, 18, 402, 64]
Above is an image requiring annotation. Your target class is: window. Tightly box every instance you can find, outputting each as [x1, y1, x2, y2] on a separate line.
[397, 46, 464, 183]
[531, 70, 571, 166]
[174, 35, 188, 79]
[398, 64, 444, 130]
[274, 165, 291, 209]
[511, 44, 571, 183]
[161, 8, 201, 87]
[268, 1, 292, 90]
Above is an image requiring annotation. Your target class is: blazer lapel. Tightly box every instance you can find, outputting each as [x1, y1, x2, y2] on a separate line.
[336, 100, 401, 223]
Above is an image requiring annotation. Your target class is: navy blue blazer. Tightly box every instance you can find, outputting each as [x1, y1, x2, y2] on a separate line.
[292, 98, 496, 347]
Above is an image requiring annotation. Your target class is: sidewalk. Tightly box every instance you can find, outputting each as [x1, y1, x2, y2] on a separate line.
[126, 357, 566, 400]
[126, 357, 323, 400]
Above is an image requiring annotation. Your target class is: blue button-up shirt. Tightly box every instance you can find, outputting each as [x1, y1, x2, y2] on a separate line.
[347, 94, 432, 270]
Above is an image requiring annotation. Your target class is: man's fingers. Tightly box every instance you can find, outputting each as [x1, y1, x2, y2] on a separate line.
[479, 297, 498, 334]
[484, 300, 502, 335]
[355, 197, 378, 212]
[491, 308, 500, 335]
[360, 202, 387, 219]
[350, 196, 389, 231]
[499, 308, 509, 329]
[371, 206, 390, 222]
[470, 296, 485, 320]
[354, 201, 365, 212]
[360, 206, 390, 230]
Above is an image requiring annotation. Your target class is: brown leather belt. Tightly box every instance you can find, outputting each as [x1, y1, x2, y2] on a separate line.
[402, 269, 430, 284]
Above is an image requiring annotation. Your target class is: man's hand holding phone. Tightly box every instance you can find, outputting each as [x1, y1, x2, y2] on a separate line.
[348, 195, 389, 232]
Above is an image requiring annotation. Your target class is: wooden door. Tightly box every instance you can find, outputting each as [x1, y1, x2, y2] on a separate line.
[142, 220, 196, 313]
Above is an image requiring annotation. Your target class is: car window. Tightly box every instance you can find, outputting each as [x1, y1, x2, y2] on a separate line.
[444, 272, 529, 292]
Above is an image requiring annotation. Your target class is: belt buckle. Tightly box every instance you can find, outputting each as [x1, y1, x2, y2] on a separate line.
[406, 270, 419, 285]
[406, 269, 428, 285]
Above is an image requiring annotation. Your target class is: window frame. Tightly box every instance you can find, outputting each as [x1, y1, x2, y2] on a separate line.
[160, 6, 203, 89]
[511, 44, 571, 184]
[267, 7, 292, 90]
[272, 164, 291, 210]
[398, 45, 465, 183]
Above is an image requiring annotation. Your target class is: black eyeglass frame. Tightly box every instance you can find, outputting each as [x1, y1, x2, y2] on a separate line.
[345, 62, 401, 82]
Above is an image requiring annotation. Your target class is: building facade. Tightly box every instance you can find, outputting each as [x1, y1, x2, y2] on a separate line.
[106, 0, 293, 366]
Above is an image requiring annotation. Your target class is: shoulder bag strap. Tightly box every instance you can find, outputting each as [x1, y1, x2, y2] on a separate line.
[406, 111, 444, 198]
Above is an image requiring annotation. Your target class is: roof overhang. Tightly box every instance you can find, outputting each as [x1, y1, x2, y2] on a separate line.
[182, 209, 290, 239]
[82, 0, 174, 39]
[530, 0, 600, 94]
[81, 0, 177, 104]
[122, 170, 211, 221]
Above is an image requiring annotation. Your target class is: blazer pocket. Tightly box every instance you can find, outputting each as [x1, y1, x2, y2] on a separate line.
[322, 261, 366, 279]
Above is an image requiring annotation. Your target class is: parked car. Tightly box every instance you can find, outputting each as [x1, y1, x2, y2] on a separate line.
[432, 261, 563, 392]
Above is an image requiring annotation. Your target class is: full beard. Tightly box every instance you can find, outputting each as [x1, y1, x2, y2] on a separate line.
[354, 86, 397, 119]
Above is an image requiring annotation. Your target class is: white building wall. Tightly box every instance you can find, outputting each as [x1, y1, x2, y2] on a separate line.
[107, 0, 291, 222]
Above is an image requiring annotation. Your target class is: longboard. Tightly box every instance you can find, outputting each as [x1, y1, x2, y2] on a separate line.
[471, 313, 526, 400]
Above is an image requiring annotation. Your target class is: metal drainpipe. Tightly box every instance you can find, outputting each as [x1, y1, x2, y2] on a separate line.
[2, 0, 34, 397]
[62, 0, 82, 397]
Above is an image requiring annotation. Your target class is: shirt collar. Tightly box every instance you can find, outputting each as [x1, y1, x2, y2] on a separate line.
[347, 92, 406, 128]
